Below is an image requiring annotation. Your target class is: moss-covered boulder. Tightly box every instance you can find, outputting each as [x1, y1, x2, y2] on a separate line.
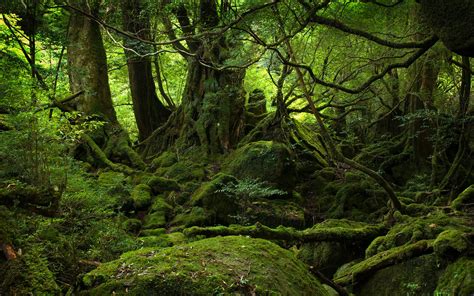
[223, 141, 296, 192]
[142, 195, 173, 229]
[155, 159, 206, 183]
[435, 257, 474, 295]
[191, 173, 238, 223]
[354, 254, 446, 296]
[243, 199, 305, 228]
[169, 206, 212, 230]
[451, 184, 474, 211]
[419, 0, 474, 57]
[150, 151, 177, 170]
[365, 211, 471, 258]
[298, 220, 376, 277]
[82, 236, 329, 295]
[145, 176, 180, 194]
[131, 184, 152, 210]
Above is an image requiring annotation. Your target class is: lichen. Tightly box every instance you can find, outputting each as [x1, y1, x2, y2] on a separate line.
[82, 236, 329, 295]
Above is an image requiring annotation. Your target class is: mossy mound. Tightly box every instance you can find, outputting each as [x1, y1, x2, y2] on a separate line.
[191, 173, 238, 223]
[155, 159, 206, 183]
[142, 195, 173, 229]
[223, 141, 296, 192]
[243, 198, 305, 228]
[435, 257, 474, 295]
[298, 220, 376, 277]
[131, 184, 152, 210]
[82, 236, 329, 295]
[354, 254, 446, 296]
[451, 184, 474, 211]
[419, 0, 474, 57]
[365, 211, 471, 258]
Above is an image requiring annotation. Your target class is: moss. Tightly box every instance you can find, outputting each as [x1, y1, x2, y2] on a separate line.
[354, 254, 446, 296]
[223, 141, 296, 192]
[433, 229, 469, 258]
[451, 184, 474, 211]
[365, 211, 471, 258]
[131, 184, 152, 210]
[242, 198, 305, 228]
[145, 176, 180, 194]
[297, 220, 377, 277]
[122, 219, 142, 233]
[150, 151, 177, 170]
[139, 228, 166, 237]
[334, 240, 434, 286]
[82, 236, 329, 295]
[435, 257, 474, 295]
[142, 195, 173, 229]
[191, 173, 238, 223]
[169, 206, 211, 230]
[156, 160, 206, 183]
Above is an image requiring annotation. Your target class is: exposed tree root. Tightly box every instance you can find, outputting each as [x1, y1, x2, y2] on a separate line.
[333, 240, 434, 286]
[183, 222, 386, 243]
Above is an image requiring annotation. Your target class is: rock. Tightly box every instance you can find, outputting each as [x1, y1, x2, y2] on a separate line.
[435, 257, 474, 295]
[82, 236, 329, 295]
[451, 184, 474, 211]
[131, 184, 152, 210]
[223, 141, 296, 192]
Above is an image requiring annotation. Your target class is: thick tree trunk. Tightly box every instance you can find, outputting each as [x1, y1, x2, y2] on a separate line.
[67, 0, 117, 122]
[122, 0, 171, 141]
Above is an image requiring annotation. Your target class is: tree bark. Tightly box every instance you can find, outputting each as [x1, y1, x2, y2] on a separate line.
[122, 0, 171, 141]
[66, 0, 117, 123]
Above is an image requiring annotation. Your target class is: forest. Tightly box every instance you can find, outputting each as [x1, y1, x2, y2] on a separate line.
[0, 0, 473, 295]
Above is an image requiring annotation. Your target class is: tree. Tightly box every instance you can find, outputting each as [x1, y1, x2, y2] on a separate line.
[121, 0, 171, 141]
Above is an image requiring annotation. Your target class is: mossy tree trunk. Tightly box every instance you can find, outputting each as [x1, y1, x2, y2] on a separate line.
[144, 0, 245, 156]
[66, 0, 144, 170]
[121, 0, 171, 142]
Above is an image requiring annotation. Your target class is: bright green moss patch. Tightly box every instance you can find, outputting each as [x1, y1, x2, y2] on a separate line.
[82, 236, 329, 295]
[433, 229, 469, 258]
[142, 195, 173, 229]
[145, 176, 180, 194]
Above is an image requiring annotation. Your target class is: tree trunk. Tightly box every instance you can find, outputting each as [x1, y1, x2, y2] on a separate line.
[66, 0, 117, 123]
[122, 0, 171, 141]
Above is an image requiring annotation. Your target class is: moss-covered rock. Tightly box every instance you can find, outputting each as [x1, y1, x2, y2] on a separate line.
[243, 199, 305, 228]
[131, 184, 152, 210]
[191, 173, 238, 223]
[435, 257, 474, 295]
[298, 220, 376, 277]
[433, 229, 470, 258]
[223, 141, 296, 192]
[145, 176, 180, 194]
[365, 211, 471, 258]
[122, 218, 142, 233]
[354, 254, 446, 296]
[142, 195, 173, 229]
[150, 151, 177, 170]
[169, 206, 212, 230]
[451, 184, 474, 211]
[155, 159, 206, 183]
[82, 236, 329, 295]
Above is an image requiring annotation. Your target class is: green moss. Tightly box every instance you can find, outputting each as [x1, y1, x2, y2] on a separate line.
[451, 184, 474, 211]
[150, 151, 177, 169]
[82, 236, 329, 295]
[145, 176, 180, 194]
[142, 195, 173, 229]
[242, 198, 305, 228]
[435, 257, 474, 295]
[122, 219, 142, 233]
[297, 220, 377, 277]
[131, 184, 152, 210]
[169, 206, 211, 230]
[223, 141, 296, 192]
[139, 228, 166, 237]
[191, 173, 238, 223]
[156, 160, 206, 183]
[433, 229, 469, 258]
[365, 211, 471, 258]
[355, 254, 446, 296]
